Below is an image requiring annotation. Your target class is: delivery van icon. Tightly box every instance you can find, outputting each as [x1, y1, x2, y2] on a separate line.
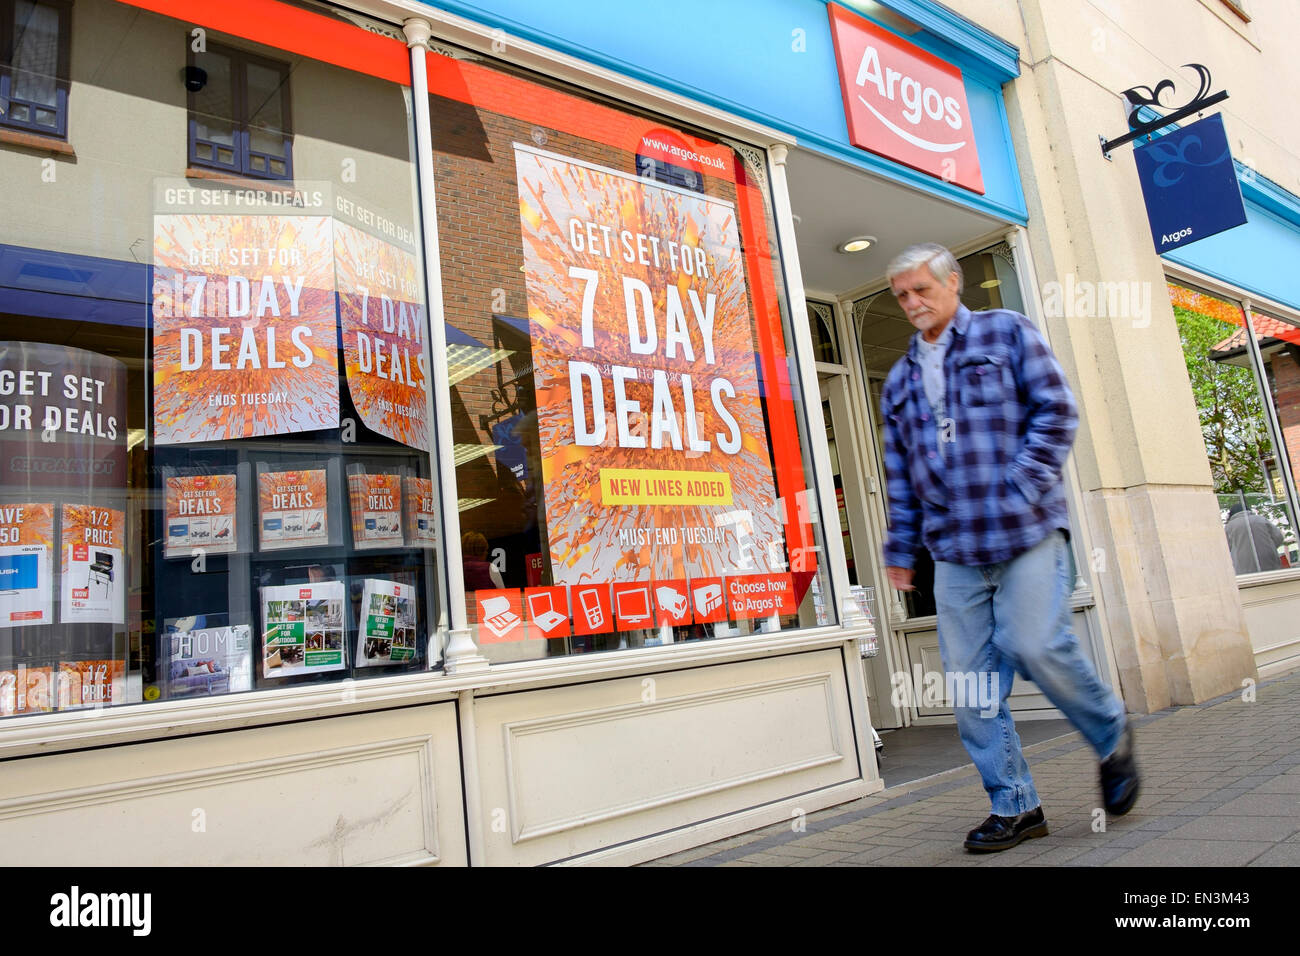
[655, 585, 688, 619]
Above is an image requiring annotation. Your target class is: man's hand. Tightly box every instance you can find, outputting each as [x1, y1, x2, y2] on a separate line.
[886, 566, 915, 591]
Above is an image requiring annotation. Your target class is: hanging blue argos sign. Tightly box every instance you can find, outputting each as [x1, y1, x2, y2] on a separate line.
[1134, 113, 1247, 252]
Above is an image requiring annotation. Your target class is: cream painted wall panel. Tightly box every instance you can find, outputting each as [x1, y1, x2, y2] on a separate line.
[1238, 583, 1300, 676]
[0, 702, 466, 866]
[935, 0, 1026, 53]
[473, 648, 863, 866]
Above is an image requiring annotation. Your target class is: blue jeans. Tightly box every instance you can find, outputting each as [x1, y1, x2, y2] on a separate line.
[933, 530, 1127, 817]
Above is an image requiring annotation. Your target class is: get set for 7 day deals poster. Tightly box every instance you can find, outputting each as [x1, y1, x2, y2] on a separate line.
[151, 182, 431, 451]
[514, 144, 785, 588]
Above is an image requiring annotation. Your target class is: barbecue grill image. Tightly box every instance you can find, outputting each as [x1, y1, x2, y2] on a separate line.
[87, 552, 114, 600]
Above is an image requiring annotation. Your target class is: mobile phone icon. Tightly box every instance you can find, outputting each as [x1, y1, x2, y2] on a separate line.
[577, 587, 605, 629]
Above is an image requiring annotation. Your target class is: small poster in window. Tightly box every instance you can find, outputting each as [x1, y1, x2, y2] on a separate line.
[403, 477, 438, 548]
[0, 502, 54, 628]
[348, 473, 404, 550]
[258, 469, 328, 550]
[0, 665, 52, 715]
[56, 659, 126, 710]
[161, 617, 253, 698]
[261, 581, 346, 678]
[164, 474, 238, 558]
[356, 579, 418, 667]
[59, 505, 125, 625]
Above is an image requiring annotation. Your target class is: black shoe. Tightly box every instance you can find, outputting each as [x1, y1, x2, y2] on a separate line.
[963, 807, 1049, 852]
[1100, 719, 1141, 816]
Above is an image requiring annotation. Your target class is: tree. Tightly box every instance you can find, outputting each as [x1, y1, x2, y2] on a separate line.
[1174, 304, 1273, 498]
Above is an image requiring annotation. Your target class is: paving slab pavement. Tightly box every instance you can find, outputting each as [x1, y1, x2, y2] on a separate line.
[645, 669, 1300, 867]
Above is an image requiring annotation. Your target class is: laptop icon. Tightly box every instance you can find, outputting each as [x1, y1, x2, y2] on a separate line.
[527, 591, 567, 632]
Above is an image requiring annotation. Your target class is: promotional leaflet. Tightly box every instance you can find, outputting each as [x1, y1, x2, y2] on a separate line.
[161, 616, 253, 698]
[56, 659, 125, 710]
[59, 505, 125, 625]
[257, 469, 328, 550]
[261, 581, 346, 678]
[514, 144, 784, 585]
[334, 205, 431, 451]
[403, 476, 438, 547]
[151, 182, 340, 444]
[356, 578, 418, 666]
[0, 665, 52, 715]
[0, 502, 54, 627]
[348, 472, 404, 549]
[164, 474, 238, 558]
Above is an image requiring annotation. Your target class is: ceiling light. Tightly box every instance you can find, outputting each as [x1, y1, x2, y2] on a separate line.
[837, 235, 876, 254]
[979, 279, 1002, 289]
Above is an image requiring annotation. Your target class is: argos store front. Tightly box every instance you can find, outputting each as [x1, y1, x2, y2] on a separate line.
[0, 0, 1105, 865]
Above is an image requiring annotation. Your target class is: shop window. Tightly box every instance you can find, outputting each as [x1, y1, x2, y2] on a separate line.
[1170, 281, 1299, 574]
[188, 42, 293, 180]
[0, 0, 440, 721]
[427, 52, 836, 662]
[0, 0, 71, 139]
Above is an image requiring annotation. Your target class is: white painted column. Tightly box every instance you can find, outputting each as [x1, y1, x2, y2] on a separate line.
[765, 143, 860, 632]
[403, 18, 489, 675]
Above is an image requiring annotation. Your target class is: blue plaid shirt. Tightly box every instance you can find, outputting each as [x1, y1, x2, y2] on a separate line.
[881, 304, 1078, 568]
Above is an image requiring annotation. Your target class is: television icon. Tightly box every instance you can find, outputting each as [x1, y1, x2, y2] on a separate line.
[613, 583, 653, 630]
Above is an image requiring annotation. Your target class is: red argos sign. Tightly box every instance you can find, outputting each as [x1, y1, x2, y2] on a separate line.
[828, 3, 984, 194]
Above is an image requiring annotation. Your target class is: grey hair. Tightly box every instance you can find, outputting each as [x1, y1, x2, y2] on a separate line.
[886, 243, 964, 294]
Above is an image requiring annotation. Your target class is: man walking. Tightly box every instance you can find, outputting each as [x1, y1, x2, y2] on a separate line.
[880, 243, 1139, 852]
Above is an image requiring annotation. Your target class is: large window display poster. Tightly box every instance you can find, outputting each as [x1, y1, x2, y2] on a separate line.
[403, 476, 438, 547]
[59, 505, 125, 625]
[151, 182, 340, 444]
[261, 581, 346, 678]
[356, 579, 417, 666]
[0, 342, 126, 492]
[257, 469, 328, 550]
[348, 472, 404, 550]
[513, 144, 785, 586]
[334, 197, 431, 451]
[164, 474, 238, 558]
[0, 502, 54, 627]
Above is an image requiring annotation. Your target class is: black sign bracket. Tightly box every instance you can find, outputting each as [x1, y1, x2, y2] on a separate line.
[1101, 63, 1229, 160]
